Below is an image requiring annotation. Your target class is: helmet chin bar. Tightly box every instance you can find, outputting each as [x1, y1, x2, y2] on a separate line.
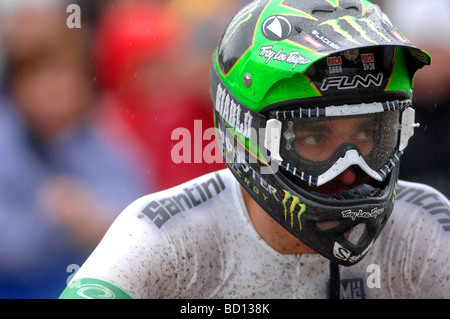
[277, 164, 399, 266]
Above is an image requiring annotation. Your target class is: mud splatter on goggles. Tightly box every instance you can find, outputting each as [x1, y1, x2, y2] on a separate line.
[264, 99, 417, 187]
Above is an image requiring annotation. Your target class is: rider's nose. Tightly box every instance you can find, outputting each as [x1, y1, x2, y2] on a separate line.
[336, 167, 357, 185]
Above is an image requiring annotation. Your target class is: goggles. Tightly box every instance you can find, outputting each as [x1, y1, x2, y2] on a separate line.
[264, 99, 417, 187]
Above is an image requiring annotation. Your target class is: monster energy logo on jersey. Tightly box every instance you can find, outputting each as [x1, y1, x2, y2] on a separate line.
[282, 190, 306, 230]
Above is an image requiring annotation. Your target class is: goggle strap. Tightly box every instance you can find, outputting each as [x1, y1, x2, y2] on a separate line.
[270, 99, 412, 120]
[399, 107, 419, 151]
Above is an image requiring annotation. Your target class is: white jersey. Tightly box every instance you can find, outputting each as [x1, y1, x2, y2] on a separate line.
[68, 169, 450, 299]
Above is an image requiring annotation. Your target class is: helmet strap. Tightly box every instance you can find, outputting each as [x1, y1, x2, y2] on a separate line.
[327, 262, 341, 299]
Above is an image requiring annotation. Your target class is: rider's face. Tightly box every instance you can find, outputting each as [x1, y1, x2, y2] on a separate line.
[293, 116, 376, 194]
[293, 116, 377, 162]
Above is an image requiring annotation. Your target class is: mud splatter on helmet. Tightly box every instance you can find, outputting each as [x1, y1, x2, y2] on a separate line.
[210, 0, 431, 269]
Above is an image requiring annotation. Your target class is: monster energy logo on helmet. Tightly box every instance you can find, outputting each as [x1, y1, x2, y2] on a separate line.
[282, 190, 306, 230]
[320, 15, 392, 45]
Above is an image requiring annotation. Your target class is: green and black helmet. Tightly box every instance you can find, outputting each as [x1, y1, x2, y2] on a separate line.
[210, 0, 431, 267]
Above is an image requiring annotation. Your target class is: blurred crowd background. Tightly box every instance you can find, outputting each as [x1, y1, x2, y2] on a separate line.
[0, 0, 448, 299]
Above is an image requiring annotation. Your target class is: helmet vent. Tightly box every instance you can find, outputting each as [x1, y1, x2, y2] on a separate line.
[294, 25, 302, 34]
[345, 6, 359, 13]
[311, 4, 336, 19]
[341, 0, 362, 12]
[316, 221, 340, 231]
[312, 8, 335, 19]
[345, 223, 368, 245]
[311, 4, 335, 13]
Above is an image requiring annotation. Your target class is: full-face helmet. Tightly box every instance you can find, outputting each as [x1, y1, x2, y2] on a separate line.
[210, 0, 431, 267]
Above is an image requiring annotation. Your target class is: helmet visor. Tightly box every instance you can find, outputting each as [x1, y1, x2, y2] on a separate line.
[269, 101, 406, 186]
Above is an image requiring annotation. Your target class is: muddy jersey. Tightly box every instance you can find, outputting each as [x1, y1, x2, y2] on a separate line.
[61, 169, 450, 299]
